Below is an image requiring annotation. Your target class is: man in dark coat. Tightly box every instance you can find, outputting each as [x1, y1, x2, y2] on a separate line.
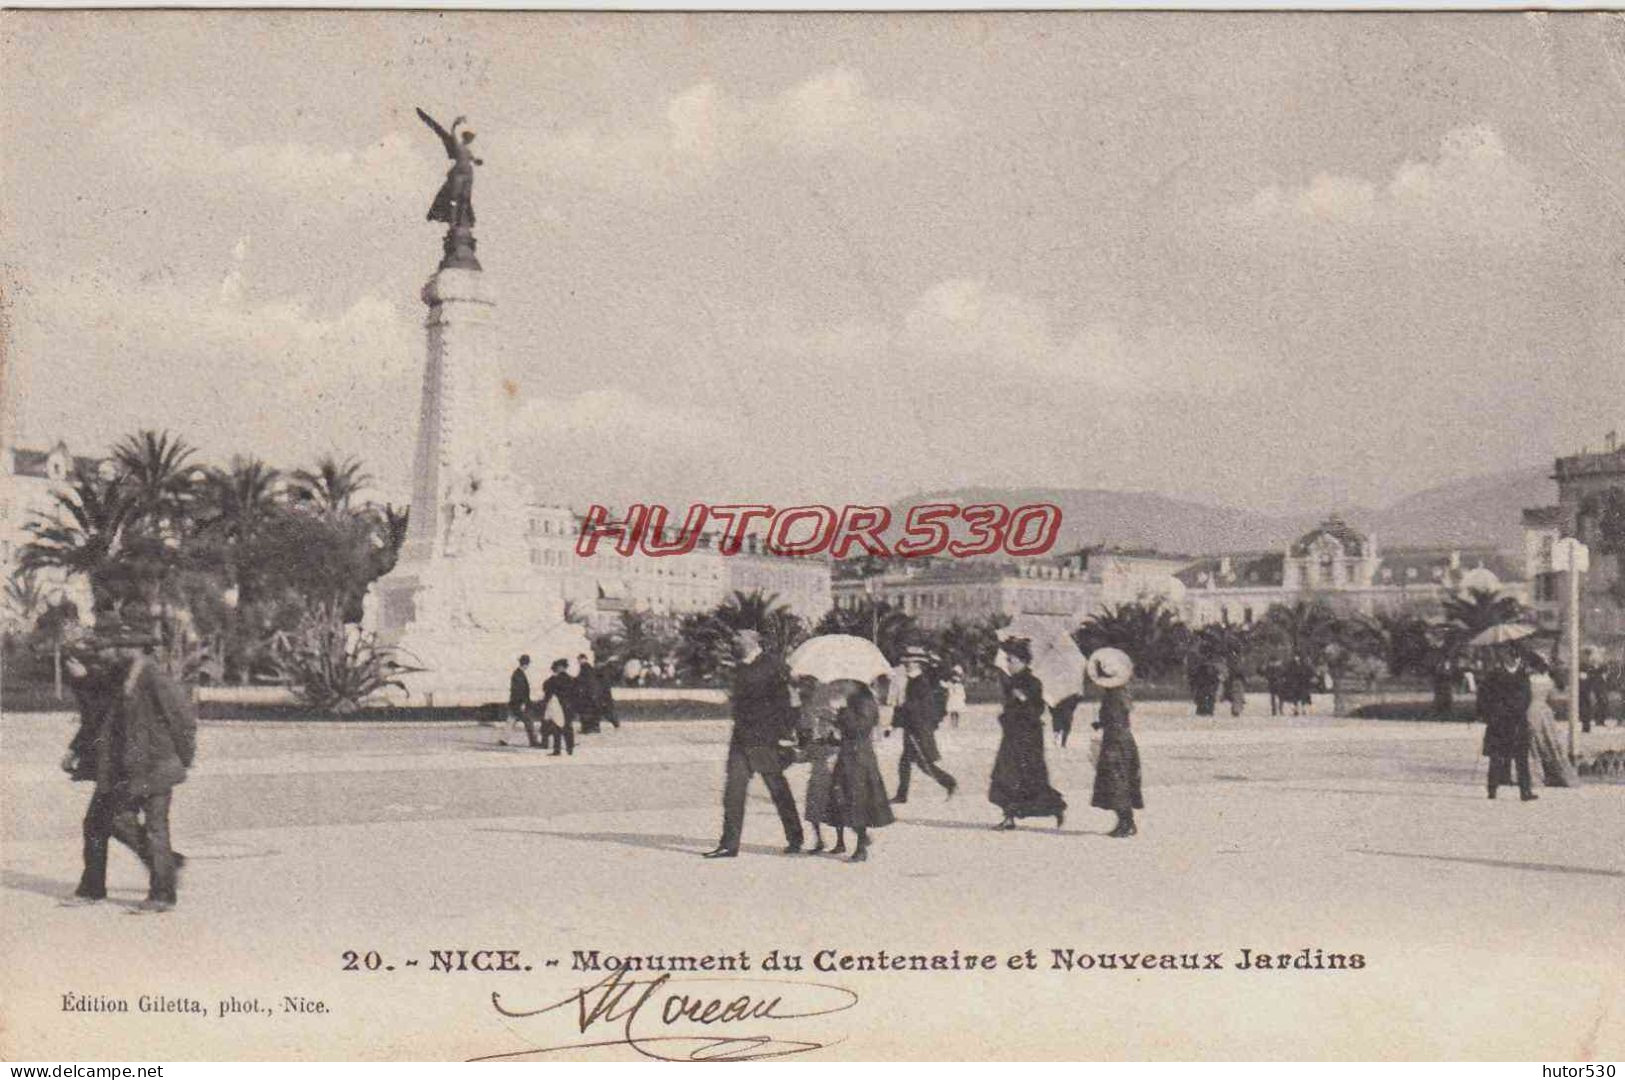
[538, 658, 576, 756]
[68, 623, 197, 911]
[1478, 648, 1536, 801]
[503, 655, 541, 747]
[573, 654, 604, 734]
[704, 629, 804, 858]
[891, 650, 957, 803]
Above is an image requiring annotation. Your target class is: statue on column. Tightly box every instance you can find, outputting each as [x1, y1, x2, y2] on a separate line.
[416, 108, 483, 269]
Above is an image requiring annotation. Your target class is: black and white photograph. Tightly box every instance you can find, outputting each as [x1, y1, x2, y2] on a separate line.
[1, 8, 1623, 1064]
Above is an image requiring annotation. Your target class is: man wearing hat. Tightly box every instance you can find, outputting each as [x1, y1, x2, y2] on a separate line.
[890, 648, 957, 803]
[704, 629, 804, 858]
[67, 619, 197, 912]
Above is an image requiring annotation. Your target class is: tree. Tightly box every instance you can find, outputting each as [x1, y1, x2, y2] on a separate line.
[290, 455, 373, 518]
[1075, 599, 1190, 680]
[21, 460, 139, 617]
[3, 569, 48, 636]
[112, 430, 202, 523]
[1255, 599, 1384, 716]
[1439, 587, 1528, 654]
[813, 598, 919, 663]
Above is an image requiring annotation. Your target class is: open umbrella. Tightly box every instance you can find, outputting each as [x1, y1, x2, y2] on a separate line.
[1468, 623, 1536, 648]
[787, 634, 893, 685]
[997, 619, 1085, 706]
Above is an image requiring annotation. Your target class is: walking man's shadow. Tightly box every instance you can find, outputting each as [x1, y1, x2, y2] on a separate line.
[473, 827, 782, 857]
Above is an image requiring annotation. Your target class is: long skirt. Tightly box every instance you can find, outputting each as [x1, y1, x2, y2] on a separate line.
[803, 747, 839, 826]
[988, 718, 1067, 818]
[1528, 701, 1578, 788]
[832, 740, 895, 830]
[1091, 726, 1144, 810]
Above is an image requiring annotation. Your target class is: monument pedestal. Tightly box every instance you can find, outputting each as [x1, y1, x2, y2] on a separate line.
[364, 252, 586, 706]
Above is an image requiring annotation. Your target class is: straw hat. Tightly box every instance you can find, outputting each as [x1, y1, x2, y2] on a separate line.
[1086, 647, 1134, 689]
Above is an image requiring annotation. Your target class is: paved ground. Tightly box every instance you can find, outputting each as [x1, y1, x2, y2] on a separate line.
[3, 703, 1622, 1061]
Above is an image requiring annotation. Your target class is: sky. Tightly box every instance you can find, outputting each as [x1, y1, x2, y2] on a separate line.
[2, 11, 1623, 513]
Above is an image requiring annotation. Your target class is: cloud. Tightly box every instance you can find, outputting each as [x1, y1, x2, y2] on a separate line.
[521, 68, 949, 194]
[1240, 124, 1551, 240]
[91, 104, 420, 198]
[16, 259, 420, 493]
[897, 279, 1247, 396]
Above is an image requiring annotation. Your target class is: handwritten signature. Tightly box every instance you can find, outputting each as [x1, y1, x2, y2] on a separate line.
[471, 968, 859, 1062]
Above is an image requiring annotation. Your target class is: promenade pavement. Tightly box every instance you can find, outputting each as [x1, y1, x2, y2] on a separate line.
[3, 704, 1621, 1060]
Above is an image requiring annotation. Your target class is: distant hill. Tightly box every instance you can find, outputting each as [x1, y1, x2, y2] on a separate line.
[1365, 468, 1552, 551]
[894, 468, 1553, 558]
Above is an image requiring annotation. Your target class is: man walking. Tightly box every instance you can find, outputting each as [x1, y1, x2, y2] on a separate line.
[891, 649, 957, 803]
[704, 629, 804, 858]
[68, 620, 197, 912]
[502, 654, 541, 747]
[573, 654, 603, 734]
[1479, 647, 1536, 801]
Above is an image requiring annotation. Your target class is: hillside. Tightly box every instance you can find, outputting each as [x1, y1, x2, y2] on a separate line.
[894, 468, 1552, 557]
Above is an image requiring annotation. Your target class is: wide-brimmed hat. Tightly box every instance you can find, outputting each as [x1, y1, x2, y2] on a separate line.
[899, 647, 936, 666]
[998, 638, 1033, 664]
[1086, 647, 1134, 688]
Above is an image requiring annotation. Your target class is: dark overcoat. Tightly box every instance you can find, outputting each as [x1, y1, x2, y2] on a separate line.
[895, 675, 947, 762]
[1090, 688, 1144, 811]
[1479, 666, 1533, 757]
[103, 657, 197, 797]
[730, 654, 795, 773]
[988, 669, 1067, 818]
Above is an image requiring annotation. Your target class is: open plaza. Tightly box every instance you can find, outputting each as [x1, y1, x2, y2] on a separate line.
[4, 700, 1621, 1061]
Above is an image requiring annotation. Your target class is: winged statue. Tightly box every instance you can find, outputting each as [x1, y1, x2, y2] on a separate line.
[416, 107, 482, 229]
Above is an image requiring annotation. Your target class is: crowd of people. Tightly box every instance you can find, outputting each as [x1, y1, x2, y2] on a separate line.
[50, 613, 1615, 901]
[700, 629, 1145, 862]
[498, 652, 619, 753]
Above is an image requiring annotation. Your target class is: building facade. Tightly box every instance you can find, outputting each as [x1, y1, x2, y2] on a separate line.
[829, 547, 1188, 631]
[1521, 435, 1625, 642]
[1179, 516, 1526, 627]
[526, 504, 832, 631]
[1, 440, 99, 629]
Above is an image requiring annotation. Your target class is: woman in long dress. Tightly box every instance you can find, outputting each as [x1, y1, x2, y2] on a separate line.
[1086, 647, 1143, 836]
[823, 679, 894, 862]
[795, 677, 844, 853]
[988, 640, 1067, 830]
[1527, 666, 1578, 788]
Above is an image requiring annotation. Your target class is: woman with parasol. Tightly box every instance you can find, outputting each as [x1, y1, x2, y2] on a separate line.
[988, 638, 1067, 830]
[786, 636, 897, 860]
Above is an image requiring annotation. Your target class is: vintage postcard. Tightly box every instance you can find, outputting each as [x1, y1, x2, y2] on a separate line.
[2, 9, 1623, 1064]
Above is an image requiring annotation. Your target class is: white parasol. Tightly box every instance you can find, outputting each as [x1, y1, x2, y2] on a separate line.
[787, 634, 893, 685]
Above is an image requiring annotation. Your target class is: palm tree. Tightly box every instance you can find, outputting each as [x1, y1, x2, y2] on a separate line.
[1440, 587, 1528, 642]
[1075, 599, 1189, 680]
[813, 598, 918, 663]
[112, 429, 202, 529]
[366, 503, 410, 580]
[290, 455, 373, 517]
[3, 569, 48, 635]
[714, 589, 789, 633]
[1255, 600, 1383, 716]
[199, 457, 283, 544]
[20, 460, 139, 616]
